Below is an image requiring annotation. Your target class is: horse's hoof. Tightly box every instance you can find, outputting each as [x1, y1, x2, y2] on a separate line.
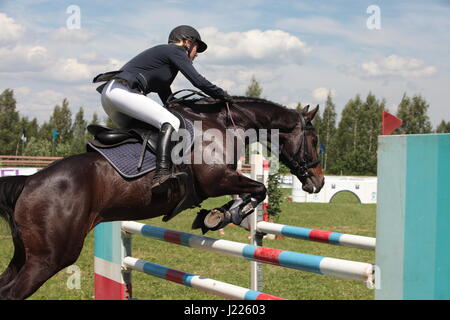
[192, 208, 229, 234]
[204, 209, 225, 229]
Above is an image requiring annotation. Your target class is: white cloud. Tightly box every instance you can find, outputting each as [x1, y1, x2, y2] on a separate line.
[0, 45, 51, 72]
[360, 55, 437, 78]
[46, 56, 122, 83]
[48, 58, 91, 82]
[14, 86, 30, 96]
[0, 13, 25, 44]
[49, 27, 95, 43]
[312, 87, 336, 101]
[200, 27, 311, 65]
[16, 89, 65, 117]
[35, 90, 65, 106]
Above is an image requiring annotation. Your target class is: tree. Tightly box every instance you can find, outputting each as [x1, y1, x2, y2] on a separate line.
[23, 137, 52, 156]
[328, 93, 384, 175]
[243, 77, 264, 163]
[38, 121, 52, 142]
[49, 98, 73, 144]
[0, 89, 20, 155]
[245, 76, 263, 98]
[266, 173, 282, 222]
[328, 95, 361, 175]
[106, 117, 118, 129]
[396, 94, 432, 134]
[16, 116, 38, 156]
[90, 112, 100, 125]
[317, 93, 337, 172]
[71, 107, 88, 154]
[436, 120, 450, 133]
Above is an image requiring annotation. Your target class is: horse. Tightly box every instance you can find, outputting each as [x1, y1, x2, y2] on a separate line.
[0, 96, 324, 299]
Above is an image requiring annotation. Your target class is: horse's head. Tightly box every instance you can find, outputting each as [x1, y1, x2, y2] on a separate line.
[279, 105, 324, 193]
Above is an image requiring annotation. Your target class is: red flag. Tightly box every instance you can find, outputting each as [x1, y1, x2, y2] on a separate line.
[382, 111, 403, 135]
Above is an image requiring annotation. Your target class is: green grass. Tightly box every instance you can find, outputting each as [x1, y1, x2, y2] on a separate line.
[0, 190, 376, 300]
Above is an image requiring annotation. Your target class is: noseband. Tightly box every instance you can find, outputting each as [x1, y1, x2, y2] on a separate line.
[282, 114, 320, 178]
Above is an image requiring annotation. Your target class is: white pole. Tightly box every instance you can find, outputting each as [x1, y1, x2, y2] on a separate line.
[250, 152, 264, 291]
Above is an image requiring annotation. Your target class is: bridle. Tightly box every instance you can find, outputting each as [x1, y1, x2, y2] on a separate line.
[281, 114, 320, 178]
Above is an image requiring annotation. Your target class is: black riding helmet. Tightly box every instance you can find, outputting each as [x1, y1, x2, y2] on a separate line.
[168, 25, 208, 53]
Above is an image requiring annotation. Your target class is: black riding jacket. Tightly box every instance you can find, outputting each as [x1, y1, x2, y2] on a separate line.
[113, 44, 226, 103]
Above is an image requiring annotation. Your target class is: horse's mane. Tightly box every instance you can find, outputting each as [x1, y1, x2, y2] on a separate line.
[232, 96, 290, 110]
[170, 95, 301, 131]
[183, 95, 296, 114]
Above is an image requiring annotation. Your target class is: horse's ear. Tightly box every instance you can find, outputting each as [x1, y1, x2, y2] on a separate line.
[309, 104, 319, 120]
[301, 105, 310, 114]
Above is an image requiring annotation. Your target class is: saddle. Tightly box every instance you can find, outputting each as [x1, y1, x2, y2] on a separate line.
[88, 111, 187, 170]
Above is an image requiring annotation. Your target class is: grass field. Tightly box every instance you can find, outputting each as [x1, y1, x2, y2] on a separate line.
[0, 191, 376, 300]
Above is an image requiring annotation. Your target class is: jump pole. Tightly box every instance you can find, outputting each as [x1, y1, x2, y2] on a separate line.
[122, 221, 374, 285]
[375, 134, 450, 299]
[249, 154, 265, 291]
[256, 221, 376, 250]
[122, 257, 285, 300]
[94, 221, 285, 300]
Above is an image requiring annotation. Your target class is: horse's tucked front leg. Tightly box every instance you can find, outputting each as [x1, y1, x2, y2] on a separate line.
[192, 169, 266, 234]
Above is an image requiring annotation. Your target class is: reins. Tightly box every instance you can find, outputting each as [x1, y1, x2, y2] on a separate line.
[166, 89, 238, 129]
[166, 90, 319, 176]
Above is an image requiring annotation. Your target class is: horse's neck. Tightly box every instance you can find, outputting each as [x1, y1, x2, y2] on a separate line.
[233, 100, 299, 133]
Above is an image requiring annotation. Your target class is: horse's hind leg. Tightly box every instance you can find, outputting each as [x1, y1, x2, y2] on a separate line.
[0, 232, 84, 300]
[0, 230, 26, 288]
[0, 209, 87, 300]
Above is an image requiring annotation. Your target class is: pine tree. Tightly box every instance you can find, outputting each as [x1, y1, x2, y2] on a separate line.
[318, 93, 337, 172]
[359, 93, 385, 174]
[23, 137, 52, 156]
[329, 95, 361, 175]
[245, 76, 262, 98]
[329, 93, 383, 175]
[436, 120, 450, 133]
[0, 89, 21, 155]
[71, 107, 87, 154]
[49, 98, 73, 144]
[106, 117, 118, 128]
[90, 112, 100, 125]
[396, 94, 432, 134]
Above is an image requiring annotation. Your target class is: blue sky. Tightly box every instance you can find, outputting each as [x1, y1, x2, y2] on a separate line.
[1, 0, 449, 126]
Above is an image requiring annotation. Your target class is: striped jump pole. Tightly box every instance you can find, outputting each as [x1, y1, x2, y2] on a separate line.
[256, 221, 376, 250]
[123, 257, 285, 300]
[94, 221, 284, 300]
[122, 221, 375, 286]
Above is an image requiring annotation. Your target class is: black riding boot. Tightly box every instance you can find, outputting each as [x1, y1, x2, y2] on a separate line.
[152, 122, 176, 193]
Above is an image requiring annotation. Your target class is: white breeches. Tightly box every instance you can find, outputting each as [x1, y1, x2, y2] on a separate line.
[101, 79, 180, 131]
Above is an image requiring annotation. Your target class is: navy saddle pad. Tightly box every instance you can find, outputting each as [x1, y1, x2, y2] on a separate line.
[88, 119, 195, 179]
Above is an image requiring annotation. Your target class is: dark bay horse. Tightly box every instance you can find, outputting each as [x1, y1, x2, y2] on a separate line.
[0, 97, 324, 299]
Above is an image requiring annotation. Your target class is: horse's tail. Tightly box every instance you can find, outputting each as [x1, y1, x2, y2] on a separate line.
[0, 176, 27, 229]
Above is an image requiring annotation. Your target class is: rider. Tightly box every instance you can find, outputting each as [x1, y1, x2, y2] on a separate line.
[94, 25, 233, 192]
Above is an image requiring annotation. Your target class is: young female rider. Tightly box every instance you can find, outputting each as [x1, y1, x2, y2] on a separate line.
[94, 25, 233, 192]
